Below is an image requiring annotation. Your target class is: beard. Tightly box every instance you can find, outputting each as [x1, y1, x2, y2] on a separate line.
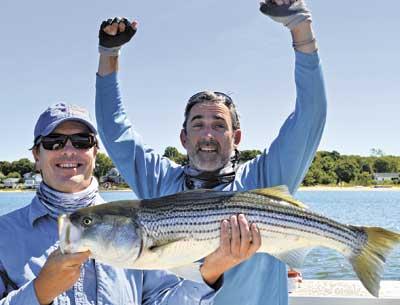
[188, 139, 231, 172]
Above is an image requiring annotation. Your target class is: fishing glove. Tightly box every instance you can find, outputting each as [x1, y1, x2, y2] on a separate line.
[260, 0, 312, 30]
[98, 17, 137, 56]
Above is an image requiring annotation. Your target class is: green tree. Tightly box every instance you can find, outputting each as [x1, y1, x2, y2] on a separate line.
[11, 158, 34, 176]
[94, 153, 114, 178]
[360, 162, 372, 174]
[373, 158, 391, 173]
[6, 172, 21, 179]
[163, 146, 188, 165]
[0, 161, 12, 176]
[355, 172, 373, 186]
[370, 148, 385, 157]
[0, 172, 5, 182]
[335, 159, 358, 183]
[303, 167, 321, 186]
[164, 147, 180, 159]
[239, 150, 262, 163]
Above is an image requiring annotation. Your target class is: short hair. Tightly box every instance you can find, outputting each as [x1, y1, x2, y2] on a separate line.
[182, 91, 240, 132]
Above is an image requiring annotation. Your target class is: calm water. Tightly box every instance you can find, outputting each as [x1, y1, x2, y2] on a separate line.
[1, 190, 399, 280]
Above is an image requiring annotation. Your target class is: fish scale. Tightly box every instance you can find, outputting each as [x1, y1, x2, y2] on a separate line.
[137, 193, 361, 252]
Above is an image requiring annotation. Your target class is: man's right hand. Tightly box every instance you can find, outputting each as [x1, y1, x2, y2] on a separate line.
[98, 17, 138, 56]
[33, 249, 90, 305]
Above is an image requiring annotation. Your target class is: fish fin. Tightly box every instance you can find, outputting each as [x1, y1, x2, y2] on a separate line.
[350, 226, 400, 297]
[274, 248, 312, 268]
[250, 185, 309, 209]
[140, 240, 206, 270]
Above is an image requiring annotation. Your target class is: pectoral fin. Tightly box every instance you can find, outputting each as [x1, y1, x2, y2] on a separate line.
[132, 239, 208, 270]
[274, 248, 312, 268]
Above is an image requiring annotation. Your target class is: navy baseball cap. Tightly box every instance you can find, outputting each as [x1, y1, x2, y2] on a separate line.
[33, 103, 97, 144]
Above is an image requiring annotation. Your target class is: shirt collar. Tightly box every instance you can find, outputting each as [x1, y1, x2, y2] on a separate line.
[28, 193, 106, 227]
[28, 195, 52, 226]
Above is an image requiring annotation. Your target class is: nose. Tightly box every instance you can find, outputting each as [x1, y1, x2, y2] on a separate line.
[61, 139, 77, 153]
[200, 126, 215, 138]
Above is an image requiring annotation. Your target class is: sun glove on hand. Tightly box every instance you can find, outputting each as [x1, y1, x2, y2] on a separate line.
[260, 0, 312, 30]
[98, 17, 137, 56]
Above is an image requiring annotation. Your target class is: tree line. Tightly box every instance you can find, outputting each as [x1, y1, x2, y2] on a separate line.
[1, 148, 399, 186]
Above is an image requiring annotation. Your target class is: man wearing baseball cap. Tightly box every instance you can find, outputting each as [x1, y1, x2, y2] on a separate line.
[0, 102, 260, 305]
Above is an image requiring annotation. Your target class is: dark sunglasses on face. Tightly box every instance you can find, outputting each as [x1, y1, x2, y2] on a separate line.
[35, 133, 97, 150]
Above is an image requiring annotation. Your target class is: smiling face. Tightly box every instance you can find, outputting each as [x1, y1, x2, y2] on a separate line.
[32, 121, 97, 193]
[180, 102, 241, 172]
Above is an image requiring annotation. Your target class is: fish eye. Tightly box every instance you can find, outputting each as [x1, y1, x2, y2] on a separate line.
[81, 216, 93, 227]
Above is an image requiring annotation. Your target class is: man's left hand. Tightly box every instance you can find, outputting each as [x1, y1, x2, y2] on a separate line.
[200, 214, 261, 286]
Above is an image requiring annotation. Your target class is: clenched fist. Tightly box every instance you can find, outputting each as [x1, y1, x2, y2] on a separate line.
[98, 17, 138, 56]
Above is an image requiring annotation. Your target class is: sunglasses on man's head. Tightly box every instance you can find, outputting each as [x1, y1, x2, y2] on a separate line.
[188, 91, 233, 105]
[35, 133, 97, 150]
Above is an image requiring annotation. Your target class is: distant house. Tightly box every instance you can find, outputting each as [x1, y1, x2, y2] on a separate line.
[100, 168, 125, 185]
[3, 178, 20, 188]
[373, 173, 400, 182]
[23, 173, 42, 189]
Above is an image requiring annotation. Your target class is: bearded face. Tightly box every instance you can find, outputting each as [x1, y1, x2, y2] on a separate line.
[180, 102, 241, 172]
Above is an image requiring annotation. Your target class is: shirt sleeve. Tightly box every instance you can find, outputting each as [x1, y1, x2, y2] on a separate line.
[239, 50, 327, 193]
[95, 73, 184, 199]
[0, 280, 41, 305]
[142, 270, 218, 305]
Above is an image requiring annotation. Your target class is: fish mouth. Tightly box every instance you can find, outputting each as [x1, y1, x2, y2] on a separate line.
[58, 214, 83, 254]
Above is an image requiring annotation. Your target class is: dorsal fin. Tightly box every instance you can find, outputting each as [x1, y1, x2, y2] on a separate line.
[249, 185, 308, 209]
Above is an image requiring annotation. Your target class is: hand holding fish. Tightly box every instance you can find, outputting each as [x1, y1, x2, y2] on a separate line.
[34, 249, 90, 305]
[200, 214, 261, 285]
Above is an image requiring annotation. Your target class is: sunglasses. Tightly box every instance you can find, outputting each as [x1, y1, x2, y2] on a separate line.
[188, 91, 233, 105]
[35, 133, 97, 150]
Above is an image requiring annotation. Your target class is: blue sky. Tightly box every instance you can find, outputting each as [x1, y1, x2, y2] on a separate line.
[1, 1, 399, 161]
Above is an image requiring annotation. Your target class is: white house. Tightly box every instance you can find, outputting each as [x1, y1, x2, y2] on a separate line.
[3, 178, 20, 188]
[373, 173, 400, 182]
[23, 173, 42, 189]
[100, 168, 125, 185]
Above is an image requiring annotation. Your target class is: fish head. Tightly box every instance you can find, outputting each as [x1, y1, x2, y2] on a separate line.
[58, 207, 142, 267]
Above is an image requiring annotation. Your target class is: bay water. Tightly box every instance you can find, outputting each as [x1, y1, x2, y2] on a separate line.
[1, 190, 399, 280]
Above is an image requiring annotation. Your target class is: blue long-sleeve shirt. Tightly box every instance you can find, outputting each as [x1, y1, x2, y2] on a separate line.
[95, 50, 327, 305]
[0, 195, 218, 305]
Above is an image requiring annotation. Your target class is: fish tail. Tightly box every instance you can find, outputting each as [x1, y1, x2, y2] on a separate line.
[350, 226, 400, 297]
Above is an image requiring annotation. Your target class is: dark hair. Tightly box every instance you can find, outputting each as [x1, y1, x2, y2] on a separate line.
[182, 91, 240, 132]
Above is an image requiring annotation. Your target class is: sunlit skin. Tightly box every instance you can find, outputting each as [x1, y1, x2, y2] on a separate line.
[180, 102, 241, 172]
[32, 121, 97, 193]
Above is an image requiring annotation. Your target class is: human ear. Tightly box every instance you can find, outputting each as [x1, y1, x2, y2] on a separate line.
[233, 129, 242, 146]
[32, 147, 41, 172]
[180, 129, 187, 148]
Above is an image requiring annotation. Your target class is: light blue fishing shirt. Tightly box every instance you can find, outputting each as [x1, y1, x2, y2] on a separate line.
[95, 50, 327, 305]
[0, 195, 218, 305]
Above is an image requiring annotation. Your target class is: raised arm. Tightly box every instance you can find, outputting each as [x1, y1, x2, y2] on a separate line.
[241, 0, 327, 193]
[95, 18, 183, 199]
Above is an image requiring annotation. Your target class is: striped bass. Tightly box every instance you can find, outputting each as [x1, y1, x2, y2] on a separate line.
[58, 186, 400, 297]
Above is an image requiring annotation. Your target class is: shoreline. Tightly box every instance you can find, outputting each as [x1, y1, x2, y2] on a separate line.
[1, 186, 400, 193]
[298, 185, 400, 191]
[0, 188, 133, 193]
